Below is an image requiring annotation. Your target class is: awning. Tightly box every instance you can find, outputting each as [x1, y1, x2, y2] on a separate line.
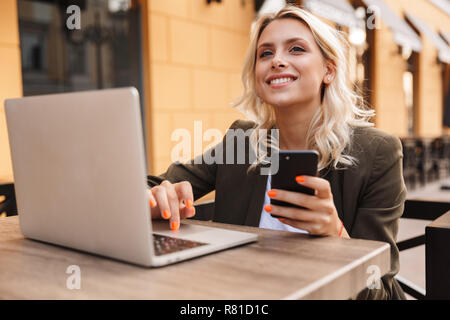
[440, 32, 450, 45]
[405, 13, 450, 64]
[428, 0, 450, 16]
[362, 0, 422, 52]
[302, 0, 359, 28]
[257, 0, 286, 17]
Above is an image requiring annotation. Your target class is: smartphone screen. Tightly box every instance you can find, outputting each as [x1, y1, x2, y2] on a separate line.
[270, 150, 318, 218]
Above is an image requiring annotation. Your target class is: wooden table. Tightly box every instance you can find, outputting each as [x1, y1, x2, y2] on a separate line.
[406, 177, 450, 203]
[404, 177, 450, 220]
[396, 178, 450, 298]
[0, 216, 390, 300]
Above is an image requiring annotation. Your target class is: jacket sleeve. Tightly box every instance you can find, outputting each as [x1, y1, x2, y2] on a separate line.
[351, 134, 407, 300]
[147, 119, 252, 201]
[147, 142, 221, 201]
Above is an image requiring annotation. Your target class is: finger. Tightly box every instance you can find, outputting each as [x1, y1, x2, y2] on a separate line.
[295, 176, 332, 199]
[161, 180, 181, 231]
[278, 217, 317, 234]
[147, 189, 158, 219]
[174, 181, 195, 218]
[268, 188, 322, 211]
[151, 186, 172, 221]
[267, 204, 322, 223]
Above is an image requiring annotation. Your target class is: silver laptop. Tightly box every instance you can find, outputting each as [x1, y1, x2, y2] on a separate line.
[5, 87, 257, 267]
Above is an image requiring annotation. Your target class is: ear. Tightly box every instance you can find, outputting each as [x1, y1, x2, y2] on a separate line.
[323, 59, 336, 84]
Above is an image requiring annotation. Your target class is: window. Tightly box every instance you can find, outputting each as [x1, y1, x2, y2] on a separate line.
[18, 0, 146, 141]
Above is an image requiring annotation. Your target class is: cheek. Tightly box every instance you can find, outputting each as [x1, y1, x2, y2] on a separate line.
[301, 60, 326, 85]
[254, 65, 266, 96]
[301, 71, 322, 89]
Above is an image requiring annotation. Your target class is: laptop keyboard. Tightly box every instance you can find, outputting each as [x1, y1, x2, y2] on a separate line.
[152, 234, 207, 256]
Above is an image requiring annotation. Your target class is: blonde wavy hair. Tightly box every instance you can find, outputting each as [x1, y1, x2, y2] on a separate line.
[233, 5, 374, 171]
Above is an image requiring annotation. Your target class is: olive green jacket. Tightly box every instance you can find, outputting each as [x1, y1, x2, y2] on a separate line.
[147, 120, 406, 300]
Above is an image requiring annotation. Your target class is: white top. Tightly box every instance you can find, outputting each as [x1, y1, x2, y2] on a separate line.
[259, 175, 308, 234]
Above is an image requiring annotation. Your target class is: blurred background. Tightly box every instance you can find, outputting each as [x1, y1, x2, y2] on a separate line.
[0, 0, 449, 300]
[0, 0, 449, 180]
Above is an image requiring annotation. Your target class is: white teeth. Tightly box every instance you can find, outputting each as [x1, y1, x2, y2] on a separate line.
[269, 77, 294, 85]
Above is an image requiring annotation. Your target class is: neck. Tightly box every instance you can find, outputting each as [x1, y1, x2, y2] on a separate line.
[273, 101, 320, 150]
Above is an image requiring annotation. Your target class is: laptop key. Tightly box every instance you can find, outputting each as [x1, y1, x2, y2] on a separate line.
[152, 234, 207, 256]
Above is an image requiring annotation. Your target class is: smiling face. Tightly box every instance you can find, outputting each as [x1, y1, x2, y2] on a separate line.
[255, 18, 332, 110]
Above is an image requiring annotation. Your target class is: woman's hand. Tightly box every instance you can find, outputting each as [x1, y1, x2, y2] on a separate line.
[265, 175, 349, 238]
[147, 180, 196, 231]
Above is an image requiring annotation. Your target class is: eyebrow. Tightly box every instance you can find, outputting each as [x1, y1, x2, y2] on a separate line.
[257, 37, 309, 50]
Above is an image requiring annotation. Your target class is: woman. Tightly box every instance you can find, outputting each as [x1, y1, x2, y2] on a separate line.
[147, 6, 406, 300]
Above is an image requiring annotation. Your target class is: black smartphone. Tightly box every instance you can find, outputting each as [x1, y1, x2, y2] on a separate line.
[270, 150, 319, 218]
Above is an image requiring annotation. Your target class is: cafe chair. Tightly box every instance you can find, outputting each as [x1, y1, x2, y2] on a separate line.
[397, 202, 450, 300]
[0, 182, 17, 217]
[192, 200, 215, 221]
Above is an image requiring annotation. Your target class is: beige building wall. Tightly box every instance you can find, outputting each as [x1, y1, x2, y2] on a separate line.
[395, 0, 450, 137]
[414, 36, 446, 137]
[371, 19, 409, 136]
[0, 0, 23, 181]
[140, 0, 254, 177]
[371, 0, 450, 137]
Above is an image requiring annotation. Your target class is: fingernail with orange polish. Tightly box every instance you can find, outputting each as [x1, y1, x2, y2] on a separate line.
[186, 199, 193, 209]
[163, 210, 171, 219]
[171, 220, 179, 231]
[264, 204, 272, 212]
[295, 176, 306, 183]
[267, 190, 277, 197]
[150, 200, 156, 208]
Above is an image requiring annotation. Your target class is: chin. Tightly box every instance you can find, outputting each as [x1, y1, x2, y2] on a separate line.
[264, 93, 317, 109]
[263, 91, 304, 107]
[265, 98, 301, 108]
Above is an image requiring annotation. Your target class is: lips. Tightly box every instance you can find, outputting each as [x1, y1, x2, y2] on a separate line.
[265, 74, 298, 86]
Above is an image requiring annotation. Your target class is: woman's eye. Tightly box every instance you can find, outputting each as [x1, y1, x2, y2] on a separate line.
[290, 46, 305, 53]
[259, 51, 272, 58]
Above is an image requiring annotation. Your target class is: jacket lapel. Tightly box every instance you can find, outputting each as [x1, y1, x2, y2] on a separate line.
[244, 165, 269, 227]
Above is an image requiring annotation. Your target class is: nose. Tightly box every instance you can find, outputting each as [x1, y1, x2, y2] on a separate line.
[271, 54, 287, 69]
